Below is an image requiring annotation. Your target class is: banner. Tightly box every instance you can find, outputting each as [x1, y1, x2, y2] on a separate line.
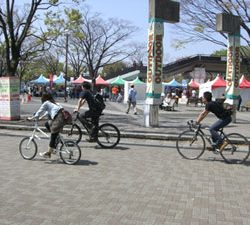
[146, 21, 164, 105]
[225, 32, 240, 104]
[0, 77, 20, 120]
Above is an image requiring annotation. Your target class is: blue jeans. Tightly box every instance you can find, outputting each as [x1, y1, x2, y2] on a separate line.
[209, 117, 232, 145]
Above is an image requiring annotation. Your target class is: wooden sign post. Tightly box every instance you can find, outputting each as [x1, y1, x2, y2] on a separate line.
[216, 13, 241, 122]
[144, 0, 179, 127]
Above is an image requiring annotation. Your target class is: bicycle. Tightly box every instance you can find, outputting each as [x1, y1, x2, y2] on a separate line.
[19, 118, 81, 165]
[176, 120, 250, 164]
[62, 112, 120, 148]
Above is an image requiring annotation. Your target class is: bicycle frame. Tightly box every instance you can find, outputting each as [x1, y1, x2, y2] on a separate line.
[73, 112, 97, 134]
[27, 120, 66, 153]
[189, 121, 225, 148]
[28, 120, 49, 142]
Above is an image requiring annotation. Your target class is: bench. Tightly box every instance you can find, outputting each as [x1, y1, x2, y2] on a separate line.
[241, 101, 250, 111]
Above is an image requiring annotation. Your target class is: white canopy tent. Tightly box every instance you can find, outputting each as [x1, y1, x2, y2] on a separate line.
[199, 75, 226, 100]
[239, 75, 250, 106]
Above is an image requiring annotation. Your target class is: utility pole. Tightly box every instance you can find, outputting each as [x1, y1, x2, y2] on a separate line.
[144, 0, 180, 127]
[216, 14, 241, 123]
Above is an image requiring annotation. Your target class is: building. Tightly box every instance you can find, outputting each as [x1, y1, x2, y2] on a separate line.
[112, 55, 250, 83]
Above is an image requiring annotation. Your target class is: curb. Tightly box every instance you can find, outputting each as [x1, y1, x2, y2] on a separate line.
[0, 124, 180, 141]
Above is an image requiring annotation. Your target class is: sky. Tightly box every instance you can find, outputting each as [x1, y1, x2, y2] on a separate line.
[86, 0, 223, 63]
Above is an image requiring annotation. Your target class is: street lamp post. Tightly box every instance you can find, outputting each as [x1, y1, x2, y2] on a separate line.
[64, 33, 69, 102]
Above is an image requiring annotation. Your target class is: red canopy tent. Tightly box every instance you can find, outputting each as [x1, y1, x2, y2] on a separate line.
[239, 75, 250, 88]
[211, 75, 226, 89]
[95, 75, 109, 86]
[71, 76, 91, 84]
[188, 79, 200, 89]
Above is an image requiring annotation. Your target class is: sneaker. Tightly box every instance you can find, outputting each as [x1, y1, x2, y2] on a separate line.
[51, 148, 57, 154]
[86, 138, 97, 143]
[206, 146, 214, 151]
[207, 143, 216, 151]
[39, 152, 51, 158]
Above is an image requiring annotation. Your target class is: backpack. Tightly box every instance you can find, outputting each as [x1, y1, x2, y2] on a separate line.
[93, 93, 106, 112]
[62, 109, 73, 124]
[223, 104, 233, 117]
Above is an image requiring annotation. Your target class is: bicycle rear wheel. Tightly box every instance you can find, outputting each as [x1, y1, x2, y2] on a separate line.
[19, 137, 37, 160]
[97, 123, 120, 148]
[62, 124, 82, 144]
[220, 133, 250, 164]
[176, 130, 205, 160]
[59, 141, 81, 165]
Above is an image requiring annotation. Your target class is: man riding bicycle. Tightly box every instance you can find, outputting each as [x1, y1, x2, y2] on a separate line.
[74, 81, 102, 142]
[196, 91, 232, 151]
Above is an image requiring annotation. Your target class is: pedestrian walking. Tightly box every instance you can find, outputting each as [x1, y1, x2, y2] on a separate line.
[126, 84, 137, 115]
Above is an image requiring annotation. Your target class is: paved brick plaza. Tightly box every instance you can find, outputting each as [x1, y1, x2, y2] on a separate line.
[1, 133, 250, 225]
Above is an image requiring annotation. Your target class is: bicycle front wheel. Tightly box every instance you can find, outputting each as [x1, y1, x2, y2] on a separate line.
[62, 124, 82, 144]
[97, 123, 120, 148]
[220, 133, 250, 164]
[19, 137, 37, 160]
[176, 130, 205, 160]
[59, 141, 81, 165]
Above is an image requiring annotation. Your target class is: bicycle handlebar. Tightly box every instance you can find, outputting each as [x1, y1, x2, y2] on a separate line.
[187, 120, 201, 130]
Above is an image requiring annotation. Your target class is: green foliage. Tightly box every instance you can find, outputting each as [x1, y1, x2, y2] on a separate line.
[44, 8, 83, 38]
[212, 46, 250, 57]
[194, 24, 204, 33]
[211, 49, 227, 57]
[102, 62, 127, 77]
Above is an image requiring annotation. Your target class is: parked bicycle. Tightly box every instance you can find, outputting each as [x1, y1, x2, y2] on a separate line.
[19, 118, 81, 165]
[176, 120, 250, 164]
[62, 112, 120, 148]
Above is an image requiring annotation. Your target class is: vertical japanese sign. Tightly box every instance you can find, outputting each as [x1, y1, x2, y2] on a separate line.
[146, 20, 164, 105]
[0, 77, 20, 120]
[225, 33, 240, 104]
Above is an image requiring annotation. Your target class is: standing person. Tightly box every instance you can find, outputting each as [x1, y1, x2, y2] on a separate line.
[237, 94, 242, 111]
[196, 91, 232, 151]
[126, 84, 137, 115]
[28, 93, 65, 158]
[74, 81, 101, 142]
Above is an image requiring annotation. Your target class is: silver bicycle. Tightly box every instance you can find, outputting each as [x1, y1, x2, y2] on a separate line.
[19, 119, 81, 165]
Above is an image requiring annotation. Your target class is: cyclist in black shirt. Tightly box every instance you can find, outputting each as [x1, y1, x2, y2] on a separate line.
[74, 81, 101, 142]
[196, 91, 232, 150]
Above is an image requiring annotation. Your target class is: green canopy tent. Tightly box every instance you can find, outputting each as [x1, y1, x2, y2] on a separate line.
[110, 76, 126, 85]
[132, 77, 144, 84]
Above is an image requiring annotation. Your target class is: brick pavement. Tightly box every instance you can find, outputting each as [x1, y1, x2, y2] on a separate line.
[1, 134, 250, 225]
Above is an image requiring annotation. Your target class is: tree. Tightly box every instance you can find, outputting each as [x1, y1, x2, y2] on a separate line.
[212, 46, 250, 57]
[0, 0, 83, 77]
[102, 61, 127, 78]
[173, 0, 250, 57]
[44, 7, 86, 79]
[73, 8, 137, 86]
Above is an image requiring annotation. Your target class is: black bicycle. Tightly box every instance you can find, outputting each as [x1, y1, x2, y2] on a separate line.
[62, 112, 120, 148]
[176, 120, 250, 164]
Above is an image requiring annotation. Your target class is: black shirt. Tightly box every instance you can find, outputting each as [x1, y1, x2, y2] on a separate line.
[79, 90, 95, 110]
[205, 101, 230, 119]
